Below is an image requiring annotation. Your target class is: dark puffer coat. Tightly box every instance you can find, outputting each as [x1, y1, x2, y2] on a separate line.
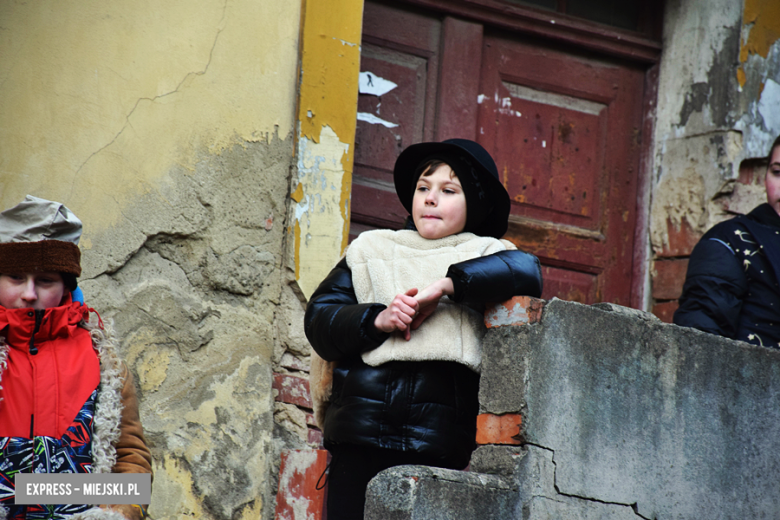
[674, 203, 780, 348]
[304, 248, 542, 468]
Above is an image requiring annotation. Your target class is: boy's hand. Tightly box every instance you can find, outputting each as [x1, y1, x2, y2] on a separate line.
[374, 288, 420, 339]
[410, 278, 454, 333]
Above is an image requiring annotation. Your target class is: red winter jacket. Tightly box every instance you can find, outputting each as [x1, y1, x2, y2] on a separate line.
[0, 296, 100, 438]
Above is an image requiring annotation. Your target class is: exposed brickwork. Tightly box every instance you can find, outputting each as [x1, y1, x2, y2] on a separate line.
[651, 257, 688, 321]
[657, 217, 701, 258]
[652, 258, 689, 300]
[476, 413, 523, 445]
[273, 373, 314, 409]
[308, 428, 324, 446]
[274, 449, 329, 520]
[485, 296, 545, 328]
[652, 300, 679, 324]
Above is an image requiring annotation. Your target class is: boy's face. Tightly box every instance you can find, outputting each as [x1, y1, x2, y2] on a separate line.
[0, 272, 67, 310]
[412, 164, 467, 239]
[766, 145, 780, 216]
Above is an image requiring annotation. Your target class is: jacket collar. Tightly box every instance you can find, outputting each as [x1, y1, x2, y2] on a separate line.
[0, 296, 90, 348]
[748, 203, 780, 229]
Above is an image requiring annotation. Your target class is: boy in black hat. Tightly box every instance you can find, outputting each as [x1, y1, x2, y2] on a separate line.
[305, 139, 543, 519]
[0, 196, 152, 520]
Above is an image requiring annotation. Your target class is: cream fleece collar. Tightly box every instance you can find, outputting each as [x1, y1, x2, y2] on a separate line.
[346, 230, 514, 371]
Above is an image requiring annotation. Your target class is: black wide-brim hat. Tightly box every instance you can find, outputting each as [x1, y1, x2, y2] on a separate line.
[393, 138, 511, 239]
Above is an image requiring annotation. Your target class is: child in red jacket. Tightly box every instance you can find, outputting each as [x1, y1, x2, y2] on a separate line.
[0, 195, 152, 520]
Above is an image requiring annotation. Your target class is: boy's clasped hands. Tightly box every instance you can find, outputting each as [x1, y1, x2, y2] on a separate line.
[373, 277, 454, 340]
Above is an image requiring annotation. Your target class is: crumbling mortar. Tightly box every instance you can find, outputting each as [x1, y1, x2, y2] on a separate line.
[522, 442, 650, 519]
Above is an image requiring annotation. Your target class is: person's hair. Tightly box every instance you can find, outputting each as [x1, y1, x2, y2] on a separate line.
[61, 273, 78, 291]
[767, 134, 780, 165]
[417, 159, 456, 181]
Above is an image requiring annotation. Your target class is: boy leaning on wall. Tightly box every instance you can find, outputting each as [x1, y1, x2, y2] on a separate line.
[0, 196, 152, 520]
[305, 139, 543, 520]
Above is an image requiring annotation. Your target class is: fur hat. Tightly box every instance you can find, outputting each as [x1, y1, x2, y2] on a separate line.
[393, 139, 511, 239]
[0, 195, 82, 278]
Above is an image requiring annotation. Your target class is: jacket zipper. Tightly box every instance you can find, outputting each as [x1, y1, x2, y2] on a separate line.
[28, 309, 45, 442]
[29, 309, 44, 355]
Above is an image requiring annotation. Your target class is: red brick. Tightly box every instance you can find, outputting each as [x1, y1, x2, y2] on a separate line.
[652, 300, 679, 324]
[738, 158, 765, 186]
[275, 449, 329, 520]
[652, 258, 689, 300]
[307, 428, 324, 447]
[485, 296, 545, 329]
[658, 217, 701, 258]
[273, 373, 313, 409]
[476, 413, 523, 445]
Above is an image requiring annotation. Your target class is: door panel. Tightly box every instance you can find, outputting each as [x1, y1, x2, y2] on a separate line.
[350, 5, 441, 234]
[477, 34, 644, 305]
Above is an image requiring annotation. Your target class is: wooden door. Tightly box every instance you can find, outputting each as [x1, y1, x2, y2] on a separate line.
[477, 36, 645, 305]
[349, 3, 441, 235]
[351, 0, 653, 306]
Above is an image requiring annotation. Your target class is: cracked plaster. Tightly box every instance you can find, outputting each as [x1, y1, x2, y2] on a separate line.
[72, 139, 305, 520]
[0, 2, 308, 518]
[650, 0, 780, 256]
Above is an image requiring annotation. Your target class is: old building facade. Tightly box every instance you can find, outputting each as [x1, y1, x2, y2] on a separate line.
[1, 0, 779, 518]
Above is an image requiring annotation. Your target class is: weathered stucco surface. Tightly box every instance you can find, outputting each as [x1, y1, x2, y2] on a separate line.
[737, 0, 780, 156]
[0, 1, 305, 518]
[290, 0, 364, 300]
[649, 0, 780, 316]
[651, 0, 780, 249]
[650, 0, 743, 252]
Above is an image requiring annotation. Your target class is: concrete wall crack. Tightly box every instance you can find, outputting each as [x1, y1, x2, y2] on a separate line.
[523, 442, 650, 519]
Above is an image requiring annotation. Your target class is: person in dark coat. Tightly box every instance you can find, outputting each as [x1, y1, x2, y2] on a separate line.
[304, 139, 543, 520]
[674, 135, 780, 348]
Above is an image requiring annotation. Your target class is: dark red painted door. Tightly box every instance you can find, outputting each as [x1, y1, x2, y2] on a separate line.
[477, 36, 644, 305]
[352, 1, 647, 306]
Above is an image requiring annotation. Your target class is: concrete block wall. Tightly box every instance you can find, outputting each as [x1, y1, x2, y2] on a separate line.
[366, 296, 780, 519]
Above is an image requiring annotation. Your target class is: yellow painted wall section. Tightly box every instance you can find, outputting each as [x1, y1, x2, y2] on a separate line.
[0, 0, 301, 238]
[738, 0, 780, 86]
[0, 2, 304, 518]
[292, 0, 364, 299]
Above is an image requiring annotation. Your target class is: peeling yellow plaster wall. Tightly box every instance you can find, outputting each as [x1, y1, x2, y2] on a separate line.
[738, 0, 780, 87]
[292, 0, 364, 300]
[0, 0, 301, 237]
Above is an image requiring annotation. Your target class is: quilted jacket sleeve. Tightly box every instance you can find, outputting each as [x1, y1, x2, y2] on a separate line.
[446, 249, 543, 304]
[673, 237, 747, 338]
[304, 258, 390, 361]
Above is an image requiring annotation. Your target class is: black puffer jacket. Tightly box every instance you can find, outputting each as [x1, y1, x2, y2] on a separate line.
[304, 247, 542, 467]
[674, 203, 780, 348]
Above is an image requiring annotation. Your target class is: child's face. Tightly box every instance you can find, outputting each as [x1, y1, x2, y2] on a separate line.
[766, 145, 780, 216]
[0, 272, 67, 310]
[412, 164, 467, 239]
